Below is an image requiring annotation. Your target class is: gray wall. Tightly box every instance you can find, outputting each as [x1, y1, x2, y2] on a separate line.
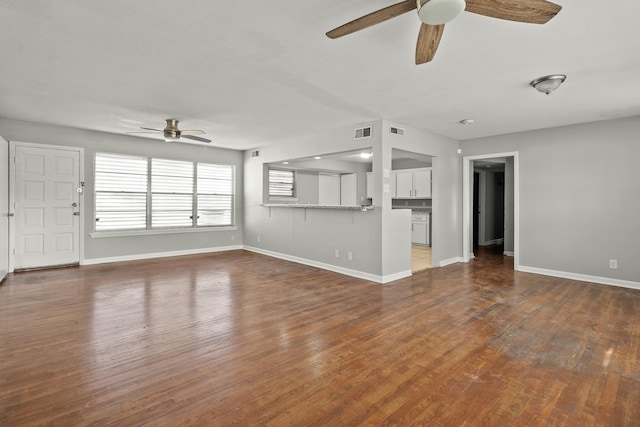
[0, 118, 244, 262]
[460, 116, 640, 283]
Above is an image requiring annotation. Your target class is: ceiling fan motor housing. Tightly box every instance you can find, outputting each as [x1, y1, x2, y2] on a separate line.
[417, 0, 466, 25]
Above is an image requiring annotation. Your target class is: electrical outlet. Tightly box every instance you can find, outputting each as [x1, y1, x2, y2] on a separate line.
[348, 251, 353, 261]
[334, 249, 340, 258]
[609, 259, 618, 269]
[257, 235, 261, 243]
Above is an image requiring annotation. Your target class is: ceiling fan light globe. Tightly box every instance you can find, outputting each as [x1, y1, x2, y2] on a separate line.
[418, 0, 466, 25]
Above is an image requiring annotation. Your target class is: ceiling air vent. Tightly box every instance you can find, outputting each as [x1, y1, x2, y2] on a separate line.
[390, 126, 405, 136]
[354, 126, 372, 140]
[251, 150, 260, 158]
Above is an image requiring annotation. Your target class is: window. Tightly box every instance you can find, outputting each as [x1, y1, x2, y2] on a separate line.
[95, 153, 148, 231]
[95, 153, 234, 232]
[151, 158, 194, 228]
[197, 163, 234, 226]
[268, 169, 295, 198]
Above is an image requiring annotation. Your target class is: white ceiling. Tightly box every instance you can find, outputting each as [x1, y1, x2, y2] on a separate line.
[1, 0, 640, 150]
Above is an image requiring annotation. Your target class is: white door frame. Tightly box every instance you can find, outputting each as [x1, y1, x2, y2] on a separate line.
[0, 136, 8, 281]
[8, 141, 85, 271]
[462, 151, 519, 270]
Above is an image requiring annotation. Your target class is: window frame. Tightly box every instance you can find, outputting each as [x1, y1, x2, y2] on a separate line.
[93, 152, 236, 236]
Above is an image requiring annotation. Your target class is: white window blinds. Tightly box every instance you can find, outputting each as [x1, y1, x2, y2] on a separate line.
[197, 163, 234, 226]
[268, 169, 295, 197]
[95, 153, 148, 231]
[151, 159, 194, 228]
[95, 153, 234, 232]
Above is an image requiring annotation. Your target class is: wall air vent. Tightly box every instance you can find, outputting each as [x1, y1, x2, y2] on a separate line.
[354, 126, 372, 140]
[251, 150, 260, 158]
[390, 126, 405, 136]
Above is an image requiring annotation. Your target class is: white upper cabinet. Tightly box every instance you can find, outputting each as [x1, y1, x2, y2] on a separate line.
[393, 167, 431, 199]
[395, 170, 413, 198]
[413, 169, 431, 198]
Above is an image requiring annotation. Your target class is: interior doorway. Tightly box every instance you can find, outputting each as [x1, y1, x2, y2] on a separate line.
[391, 148, 433, 273]
[463, 152, 519, 268]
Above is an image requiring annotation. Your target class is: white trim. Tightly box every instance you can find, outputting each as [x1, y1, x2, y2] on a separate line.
[82, 245, 243, 265]
[439, 256, 463, 267]
[519, 265, 640, 291]
[90, 226, 238, 238]
[8, 141, 85, 271]
[243, 245, 410, 284]
[503, 251, 514, 257]
[479, 238, 504, 247]
[383, 270, 413, 283]
[463, 151, 519, 270]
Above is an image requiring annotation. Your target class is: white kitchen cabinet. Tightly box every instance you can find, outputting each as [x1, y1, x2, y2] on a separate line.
[395, 170, 413, 198]
[366, 172, 373, 199]
[413, 169, 431, 198]
[393, 168, 431, 199]
[411, 221, 428, 245]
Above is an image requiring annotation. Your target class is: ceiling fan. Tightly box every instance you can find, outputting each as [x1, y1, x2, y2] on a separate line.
[326, 0, 562, 64]
[126, 119, 211, 143]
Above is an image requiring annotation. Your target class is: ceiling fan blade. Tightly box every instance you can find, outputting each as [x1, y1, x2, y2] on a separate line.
[182, 135, 211, 143]
[140, 127, 164, 132]
[179, 130, 206, 136]
[326, 0, 417, 39]
[465, 0, 562, 24]
[416, 23, 445, 65]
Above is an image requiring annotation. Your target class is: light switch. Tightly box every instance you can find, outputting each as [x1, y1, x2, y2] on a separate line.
[383, 184, 390, 193]
[383, 169, 390, 178]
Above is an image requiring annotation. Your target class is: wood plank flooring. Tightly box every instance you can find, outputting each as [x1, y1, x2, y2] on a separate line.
[411, 245, 432, 272]
[1, 249, 639, 426]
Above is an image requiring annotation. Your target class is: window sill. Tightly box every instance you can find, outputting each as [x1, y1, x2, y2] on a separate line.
[90, 226, 238, 238]
[268, 197, 298, 202]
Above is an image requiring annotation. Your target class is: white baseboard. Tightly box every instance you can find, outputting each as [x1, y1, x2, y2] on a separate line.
[244, 246, 411, 284]
[479, 238, 504, 247]
[518, 265, 640, 291]
[439, 257, 463, 267]
[503, 251, 514, 257]
[82, 245, 244, 266]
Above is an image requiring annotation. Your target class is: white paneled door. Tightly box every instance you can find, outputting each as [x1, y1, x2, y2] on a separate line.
[13, 145, 81, 269]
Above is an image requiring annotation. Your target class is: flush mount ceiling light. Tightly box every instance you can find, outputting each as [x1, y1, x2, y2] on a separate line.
[360, 152, 373, 159]
[531, 74, 566, 95]
[417, 0, 466, 25]
[459, 119, 474, 125]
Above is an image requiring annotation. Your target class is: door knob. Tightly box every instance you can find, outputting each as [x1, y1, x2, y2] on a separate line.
[72, 202, 77, 207]
[73, 212, 80, 216]
[7, 212, 14, 217]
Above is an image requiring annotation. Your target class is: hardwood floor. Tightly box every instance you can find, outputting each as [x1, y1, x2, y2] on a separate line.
[1, 250, 639, 426]
[412, 245, 432, 272]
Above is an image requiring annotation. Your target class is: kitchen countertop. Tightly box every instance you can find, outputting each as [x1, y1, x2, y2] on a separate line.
[393, 206, 431, 212]
[262, 203, 374, 211]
